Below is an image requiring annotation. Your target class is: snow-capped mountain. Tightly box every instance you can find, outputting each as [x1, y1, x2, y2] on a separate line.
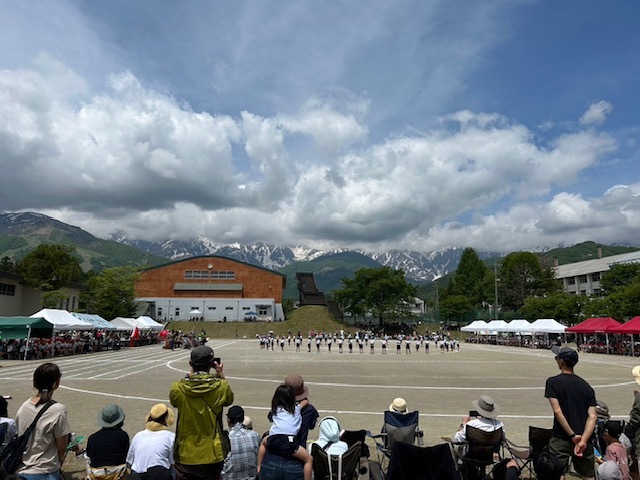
[113, 234, 497, 282]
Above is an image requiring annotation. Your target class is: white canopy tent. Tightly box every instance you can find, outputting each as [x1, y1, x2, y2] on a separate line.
[136, 316, 164, 331]
[31, 309, 93, 330]
[499, 319, 533, 334]
[72, 313, 116, 331]
[484, 320, 511, 333]
[110, 317, 146, 331]
[461, 320, 490, 333]
[529, 318, 566, 334]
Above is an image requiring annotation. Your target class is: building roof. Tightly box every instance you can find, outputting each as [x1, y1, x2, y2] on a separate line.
[555, 250, 640, 278]
[139, 255, 286, 278]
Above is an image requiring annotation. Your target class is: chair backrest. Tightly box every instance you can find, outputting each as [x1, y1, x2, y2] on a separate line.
[311, 441, 363, 480]
[383, 410, 420, 452]
[528, 426, 553, 458]
[341, 429, 370, 458]
[464, 426, 504, 464]
[387, 442, 459, 480]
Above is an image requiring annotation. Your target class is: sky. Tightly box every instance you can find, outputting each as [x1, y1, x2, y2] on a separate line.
[1, 0, 639, 253]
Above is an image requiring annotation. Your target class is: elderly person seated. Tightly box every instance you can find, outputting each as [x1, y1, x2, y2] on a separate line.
[221, 405, 260, 480]
[86, 404, 129, 479]
[126, 403, 175, 480]
[453, 395, 504, 443]
[388, 398, 409, 415]
[308, 416, 348, 455]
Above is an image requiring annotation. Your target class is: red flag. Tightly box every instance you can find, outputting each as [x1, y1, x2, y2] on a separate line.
[132, 327, 140, 339]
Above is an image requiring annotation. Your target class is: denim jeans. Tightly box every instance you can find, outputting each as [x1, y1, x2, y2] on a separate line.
[259, 452, 304, 480]
[19, 472, 60, 480]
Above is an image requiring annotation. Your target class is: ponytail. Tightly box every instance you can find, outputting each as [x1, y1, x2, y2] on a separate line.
[33, 363, 61, 406]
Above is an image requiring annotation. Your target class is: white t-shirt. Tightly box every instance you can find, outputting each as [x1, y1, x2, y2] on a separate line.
[269, 405, 302, 436]
[127, 429, 175, 473]
[454, 417, 504, 443]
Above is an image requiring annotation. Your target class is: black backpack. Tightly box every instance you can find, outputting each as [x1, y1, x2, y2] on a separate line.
[0, 401, 55, 474]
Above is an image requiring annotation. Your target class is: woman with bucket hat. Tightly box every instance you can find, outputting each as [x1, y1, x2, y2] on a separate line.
[86, 404, 129, 480]
[453, 395, 504, 443]
[126, 404, 175, 480]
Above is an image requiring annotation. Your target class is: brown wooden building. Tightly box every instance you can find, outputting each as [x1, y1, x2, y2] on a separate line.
[135, 256, 286, 322]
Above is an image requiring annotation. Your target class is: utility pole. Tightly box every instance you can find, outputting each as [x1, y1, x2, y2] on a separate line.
[494, 263, 499, 320]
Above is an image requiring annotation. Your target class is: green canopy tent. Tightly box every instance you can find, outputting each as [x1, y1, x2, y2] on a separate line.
[0, 317, 53, 340]
[0, 317, 53, 360]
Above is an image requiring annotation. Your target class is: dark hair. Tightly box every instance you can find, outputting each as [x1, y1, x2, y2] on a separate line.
[534, 452, 564, 480]
[33, 363, 61, 406]
[604, 420, 624, 439]
[271, 384, 295, 416]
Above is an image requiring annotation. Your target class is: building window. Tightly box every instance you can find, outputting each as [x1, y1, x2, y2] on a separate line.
[591, 272, 601, 282]
[567, 278, 576, 285]
[158, 308, 163, 317]
[579, 275, 587, 283]
[208, 306, 217, 310]
[175, 307, 180, 316]
[184, 270, 235, 280]
[242, 307, 250, 310]
[0, 283, 16, 296]
[259, 308, 268, 315]
[225, 306, 234, 310]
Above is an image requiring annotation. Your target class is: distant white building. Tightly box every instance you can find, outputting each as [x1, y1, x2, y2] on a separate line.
[0, 271, 81, 316]
[555, 249, 640, 297]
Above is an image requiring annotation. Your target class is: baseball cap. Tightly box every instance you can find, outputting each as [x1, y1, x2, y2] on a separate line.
[191, 345, 214, 367]
[551, 345, 578, 366]
[227, 405, 245, 424]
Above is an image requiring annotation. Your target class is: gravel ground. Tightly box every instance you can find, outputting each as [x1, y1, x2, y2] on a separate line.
[1, 339, 637, 479]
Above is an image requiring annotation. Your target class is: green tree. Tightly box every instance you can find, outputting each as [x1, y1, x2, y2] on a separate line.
[82, 267, 140, 320]
[17, 244, 83, 291]
[600, 264, 640, 294]
[0, 256, 16, 273]
[520, 293, 583, 324]
[42, 290, 70, 309]
[334, 267, 417, 326]
[499, 252, 552, 311]
[440, 294, 474, 327]
[451, 248, 490, 306]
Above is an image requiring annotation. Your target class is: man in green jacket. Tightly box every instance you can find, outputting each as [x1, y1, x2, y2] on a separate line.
[170, 345, 234, 480]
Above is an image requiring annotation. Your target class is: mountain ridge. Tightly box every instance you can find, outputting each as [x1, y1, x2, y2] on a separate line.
[2, 212, 639, 292]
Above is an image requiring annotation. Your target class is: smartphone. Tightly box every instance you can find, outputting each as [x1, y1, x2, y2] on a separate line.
[213, 357, 221, 366]
[469, 410, 479, 417]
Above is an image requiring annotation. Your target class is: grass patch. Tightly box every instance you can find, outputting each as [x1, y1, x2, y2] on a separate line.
[165, 305, 357, 338]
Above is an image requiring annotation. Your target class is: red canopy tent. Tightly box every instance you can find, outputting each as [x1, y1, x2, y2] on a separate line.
[566, 317, 621, 333]
[609, 316, 640, 334]
[607, 316, 640, 357]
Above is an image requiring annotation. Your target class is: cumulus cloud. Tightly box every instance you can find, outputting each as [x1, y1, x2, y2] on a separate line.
[580, 100, 613, 126]
[0, 58, 634, 253]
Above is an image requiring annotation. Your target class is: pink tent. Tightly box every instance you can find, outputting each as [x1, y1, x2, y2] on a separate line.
[566, 317, 621, 333]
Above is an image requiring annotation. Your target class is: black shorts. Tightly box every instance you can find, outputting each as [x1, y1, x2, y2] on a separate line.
[267, 434, 299, 456]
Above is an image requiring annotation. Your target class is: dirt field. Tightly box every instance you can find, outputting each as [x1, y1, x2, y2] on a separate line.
[1, 339, 637, 478]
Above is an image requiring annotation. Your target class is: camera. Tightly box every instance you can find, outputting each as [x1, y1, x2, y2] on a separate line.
[469, 410, 479, 418]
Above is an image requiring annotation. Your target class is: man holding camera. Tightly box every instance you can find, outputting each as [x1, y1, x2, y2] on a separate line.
[170, 345, 234, 480]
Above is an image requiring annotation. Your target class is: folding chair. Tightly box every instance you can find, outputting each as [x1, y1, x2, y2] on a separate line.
[386, 442, 459, 480]
[311, 441, 363, 480]
[341, 429, 371, 479]
[368, 410, 424, 473]
[503, 426, 552, 479]
[446, 425, 505, 480]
